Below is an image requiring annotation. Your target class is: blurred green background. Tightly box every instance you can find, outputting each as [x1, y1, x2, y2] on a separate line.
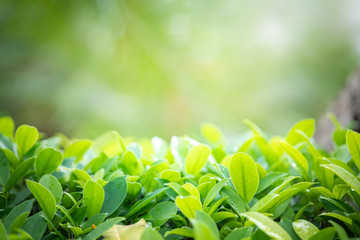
[0, 0, 360, 139]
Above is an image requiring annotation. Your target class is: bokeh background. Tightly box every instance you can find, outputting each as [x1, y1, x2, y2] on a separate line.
[1, 0, 360, 139]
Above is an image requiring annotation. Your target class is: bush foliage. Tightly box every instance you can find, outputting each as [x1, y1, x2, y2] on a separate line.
[0, 116, 360, 239]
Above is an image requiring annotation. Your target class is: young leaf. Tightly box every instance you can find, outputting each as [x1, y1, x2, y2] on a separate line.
[0, 116, 15, 138]
[182, 183, 200, 200]
[277, 140, 308, 177]
[101, 176, 127, 216]
[15, 124, 38, 159]
[286, 119, 315, 145]
[141, 227, 164, 240]
[39, 174, 63, 205]
[185, 144, 211, 175]
[241, 212, 292, 240]
[346, 130, 360, 171]
[321, 164, 360, 195]
[219, 187, 247, 215]
[165, 227, 194, 238]
[64, 139, 92, 162]
[35, 148, 63, 177]
[83, 180, 105, 218]
[292, 219, 319, 240]
[121, 150, 144, 176]
[0, 221, 9, 240]
[26, 180, 56, 220]
[224, 227, 253, 240]
[191, 211, 220, 240]
[175, 195, 202, 219]
[229, 152, 259, 203]
[201, 123, 222, 143]
[203, 179, 229, 208]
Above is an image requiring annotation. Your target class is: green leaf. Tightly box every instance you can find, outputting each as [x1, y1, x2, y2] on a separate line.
[346, 130, 360, 171]
[35, 148, 63, 177]
[292, 219, 319, 240]
[224, 227, 253, 240]
[39, 174, 63, 205]
[321, 164, 360, 195]
[191, 211, 220, 240]
[320, 213, 352, 225]
[100, 176, 127, 216]
[219, 187, 247, 215]
[26, 180, 56, 220]
[241, 212, 292, 240]
[175, 195, 202, 219]
[83, 217, 124, 240]
[329, 220, 348, 240]
[140, 227, 164, 240]
[83, 180, 105, 218]
[121, 150, 144, 176]
[0, 221, 9, 240]
[92, 131, 126, 158]
[211, 211, 237, 223]
[332, 184, 349, 199]
[9, 212, 29, 233]
[229, 152, 259, 203]
[64, 139, 92, 162]
[185, 144, 211, 175]
[203, 179, 229, 208]
[15, 124, 38, 159]
[5, 157, 35, 192]
[149, 201, 178, 227]
[308, 227, 336, 240]
[126, 187, 168, 219]
[286, 119, 315, 145]
[4, 199, 33, 233]
[183, 183, 200, 200]
[201, 123, 222, 143]
[165, 227, 194, 238]
[165, 182, 190, 197]
[277, 140, 308, 177]
[102, 218, 145, 240]
[0, 116, 15, 138]
[81, 213, 107, 230]
[0, 151, 10, 186]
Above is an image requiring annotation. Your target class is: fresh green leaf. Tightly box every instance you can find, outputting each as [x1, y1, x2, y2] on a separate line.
[292, 219, 319, 240]
[140, 227, 164, 240]
[83, 180, 105, 218]
[185, 144, 211, 175]
[39, 174, 63, 205]
[5, 157, 35, 191]
[35, 148, 63, 177]
[26, 180, 56, 220]
[346, 130, 360, 171]
[0, 116, 15, 138]
[175, 195, 202, 219]
[229, 152, 259, 203]
[15, 124, 38, 159]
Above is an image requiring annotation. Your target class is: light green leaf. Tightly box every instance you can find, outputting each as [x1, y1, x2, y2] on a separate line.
[219, 187, 247, 216]
[26, 180, 56, 220]
[224, 227, 253, 240]
[73, 168, 92, 186]
[191, 211, 219, 240]
[277, 140, 308, 177]
[1, 149, 20, 168]
[229, 152, 259, 203]
[160, 169, 181, 182]
[121, 150, 144, 176]
[0, 221, 9, 240]
[165, 182, 190, 197]
[332, 184, 349, 199]
[203, 179, 229, 208]
[293, 219, 319, 240]
[201, 123, 222, 143]
[211, 211, 237, 223]
[346, 130, 360, 171]
[64, 139, 92, 162]
[9, 211, 29, 233]
[39, 174, 63, 205]
[0, 116, 15, 138]
[286, 119, 315, 145]
[5, 157, 35, 192]
[175, 195, 202, 219]
[241, 212, 292, 240]
[183, 183, 200, 200]
[101, 176, 127, 216]
[83, 180, 105, 218]
[141, 227, 164, 240]
[185, 144, 211, 175]
[35, 148, 63, 177]
[165, 227, 194, 238]
[92, 131, 126, 158]
[321, 164, 360, 195]
[15, 124, 38, 159]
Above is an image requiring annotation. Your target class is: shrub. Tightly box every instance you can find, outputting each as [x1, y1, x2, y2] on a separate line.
[0, 116, 360, 239]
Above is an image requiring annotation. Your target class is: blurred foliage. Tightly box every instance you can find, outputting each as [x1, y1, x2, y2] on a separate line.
[0, 0, 359, 139]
